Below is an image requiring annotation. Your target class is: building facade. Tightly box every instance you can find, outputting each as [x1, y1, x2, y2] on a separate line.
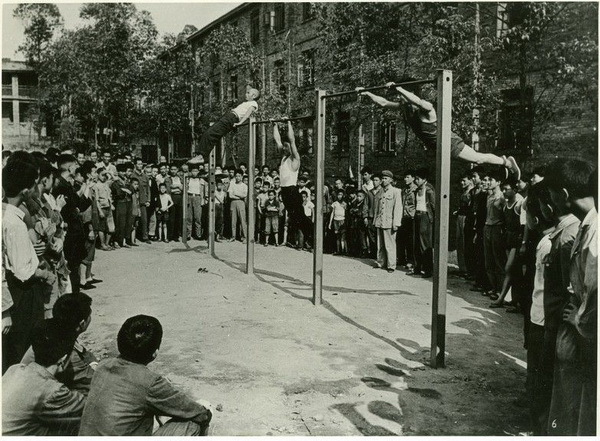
[2, 59, 48, 151]
[164, 2, 597, 180]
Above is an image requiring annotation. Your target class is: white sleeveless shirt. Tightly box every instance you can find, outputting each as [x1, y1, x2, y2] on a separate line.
[279, 155, 298, 187]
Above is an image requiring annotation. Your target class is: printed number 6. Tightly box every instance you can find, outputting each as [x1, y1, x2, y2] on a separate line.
[551, 419, 557, 429]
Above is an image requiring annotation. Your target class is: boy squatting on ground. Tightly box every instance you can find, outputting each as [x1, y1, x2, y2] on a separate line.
[194, 85, 260, 164]
[357, 82, 521, 179]
[79, 315, 212, 436]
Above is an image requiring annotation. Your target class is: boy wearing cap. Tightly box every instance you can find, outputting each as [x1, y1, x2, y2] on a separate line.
[373, 170, 403, 273]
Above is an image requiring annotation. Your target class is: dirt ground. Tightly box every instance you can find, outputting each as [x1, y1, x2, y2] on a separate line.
[82, 239, 530, 436]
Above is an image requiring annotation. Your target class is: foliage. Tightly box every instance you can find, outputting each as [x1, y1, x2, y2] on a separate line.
[13, 4, 62, 68]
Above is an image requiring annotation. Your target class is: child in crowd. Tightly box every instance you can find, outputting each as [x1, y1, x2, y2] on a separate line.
[110, 163, 133, 249]
[214, 180, 226, 241]
[263, 190, 280, 246]
[156, 183, 173, 242]
[256, 180, 270, 243]
[94, 167, 114, 250]
[278, 193, 286, 245]
[298, 191, 315, 250]
[355, 190, 370, 257]
[482, 169, 507, 299]
[79, 315, 212, 436]
[347, 188, 362, 256]
[129, 177, 141, 247]
[329, 190, 347, 255]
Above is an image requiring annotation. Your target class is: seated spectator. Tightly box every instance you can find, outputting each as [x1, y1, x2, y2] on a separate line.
[79, 315, 212, 436]
[2, 319, 85, 436]
[21, 293, 97, 395]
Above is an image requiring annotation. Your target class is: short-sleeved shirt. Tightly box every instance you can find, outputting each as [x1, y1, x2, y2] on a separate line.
[331, 201, 346, 221]
[231, 100, 258, 120]
[530, 231, 554, 326]
[303, 201, 315, 218]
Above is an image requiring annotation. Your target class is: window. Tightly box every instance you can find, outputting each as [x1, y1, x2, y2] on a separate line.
[250, 9, 260, 45]
[271, 60, 286, 98]
[274, 3, 286, 32]
[212, 80, 221, 103]
[335, 111, 350, 152]
[228, 75, 238, 102]
[497, 87, 534, 152]
[375, 120, 397, 153]
[496, 3, 509, 38]
[302, 3, 314, 21]
[2, 102, 14, 122]
[297, 50, 315, 88]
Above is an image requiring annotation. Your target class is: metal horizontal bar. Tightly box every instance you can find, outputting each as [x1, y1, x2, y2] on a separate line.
[252, 115, 313, 125]
[322, 78, 436, 100]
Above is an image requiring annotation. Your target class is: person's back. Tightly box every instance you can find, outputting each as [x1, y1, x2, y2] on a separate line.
[2, 319, 85, 436]
[79, 315, 211, 436]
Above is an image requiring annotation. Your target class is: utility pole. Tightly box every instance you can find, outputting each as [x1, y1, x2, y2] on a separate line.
[472, 3, 481, 153]
[190, 83, 196, 157]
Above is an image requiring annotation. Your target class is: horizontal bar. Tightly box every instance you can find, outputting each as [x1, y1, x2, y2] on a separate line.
[252, 115, 313, 125]
[322, 78, 436, 100]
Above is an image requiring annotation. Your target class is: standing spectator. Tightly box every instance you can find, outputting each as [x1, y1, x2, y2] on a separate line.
[214, 179, 226, 241]
[110, 164, 133, 249]
[470, 167, 492, 293]
[77, 162, 101, 290]
[99, 150, 117, 180]
[94, 168, 114, 250]
[355, 190, 369, 257]
[2, 160, 55, 372]
[398, 171, 417, 269]
[227, 169, 248, 242]
[89, 149, 99, 165]
[298, 191, 315, 250]
[186, 165, 207, 241]
[329, 190, 348, 255]
[491, 178, 524, 308]
[53, 154, 91, 293]
[256, 181, 270, 244]
[373, 170, 403, 272]
[263, 190, 280, 246]
[156, 183, 173, 242]
[165, 165, 183, 241]
[522, 181, 556, 435]
[147, 165, 159, 241]
[411, 168, 435, 278]
[132, 158, 151, 244]
[454, 173, 474, 277]
[482, 170, 507, 298]
[76, 152, 86, 167]
[545, 159, 596, 436]
[129, 177, 141, 246]
[260, 165, 273, 187]
[366, 174, 382, 257]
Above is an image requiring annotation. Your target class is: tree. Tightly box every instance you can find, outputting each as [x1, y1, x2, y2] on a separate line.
[14, 4, 62, 68]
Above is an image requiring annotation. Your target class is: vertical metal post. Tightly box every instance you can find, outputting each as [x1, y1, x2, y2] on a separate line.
[182, 172, 188, 246]
[313, 90, 326, 306]
[430, 69, 452, 368]
[208, 148, 216, 256]
[246, 117, 256, 275]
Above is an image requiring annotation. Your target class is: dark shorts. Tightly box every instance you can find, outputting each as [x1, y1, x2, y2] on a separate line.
[505, 231, 520, 250]
[264, 216, 279, 234]
[333, 219, 345, 234]
[450, 132, 466, 158]
[82, 238, 96, 266]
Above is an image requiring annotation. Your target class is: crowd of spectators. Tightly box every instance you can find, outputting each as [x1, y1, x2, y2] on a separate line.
[1, 144, 596, 436]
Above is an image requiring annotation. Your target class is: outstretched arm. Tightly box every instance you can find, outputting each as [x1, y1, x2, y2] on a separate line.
[356, 88, 401, 110]
[393, 85, 434, 112]
[287, 121, 301, 171]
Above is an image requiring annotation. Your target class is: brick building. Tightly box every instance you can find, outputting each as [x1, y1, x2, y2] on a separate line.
[165, 2, 597, 183]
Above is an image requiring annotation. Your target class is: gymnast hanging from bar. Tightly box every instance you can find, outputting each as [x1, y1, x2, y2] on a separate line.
[356, 82, 521, 179]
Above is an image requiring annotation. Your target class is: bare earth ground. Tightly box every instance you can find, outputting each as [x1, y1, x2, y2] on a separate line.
[82, 239, 529, 436]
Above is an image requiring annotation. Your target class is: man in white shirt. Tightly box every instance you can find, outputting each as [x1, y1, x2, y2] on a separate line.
[2, 160, 55, 373]
[227, 169, 248, 242]
[186, 165, 208, 240]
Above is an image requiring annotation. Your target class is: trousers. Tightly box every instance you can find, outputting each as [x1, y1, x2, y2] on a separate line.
[483, 224, 506, 292]
[377, 228, 397, 270]
[230, 200, 247, 239]
[187, 195, 204, 238]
